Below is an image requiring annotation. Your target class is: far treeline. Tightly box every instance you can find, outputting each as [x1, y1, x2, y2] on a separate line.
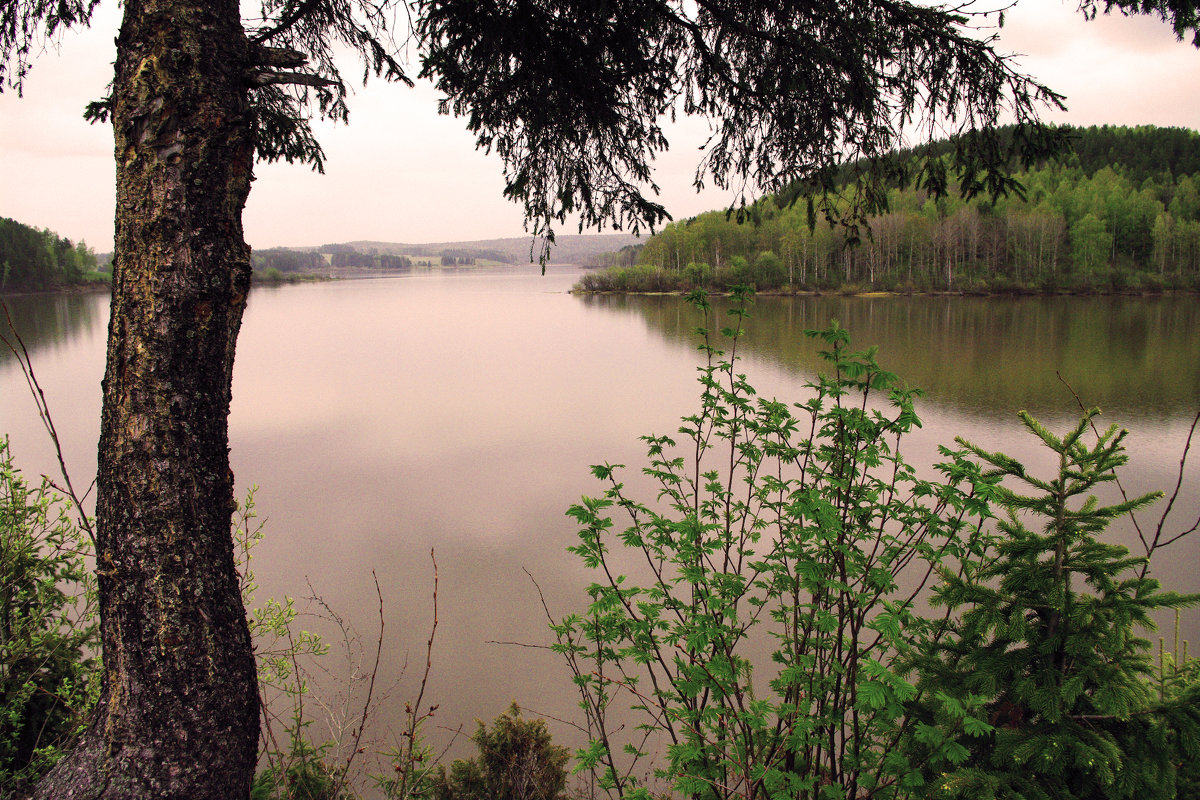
[253, 234, 642, 275]
[252, 245, 485, 276]
[581, 125, 1200, 294]
[0, 217, 103, 292]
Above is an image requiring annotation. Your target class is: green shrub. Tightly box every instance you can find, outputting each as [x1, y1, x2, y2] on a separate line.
[720, 255, 751, 290]
[556, 291, 994, 800]
[967, 279, 993, 295]
[432, 704, 568, 800]
[0, 437, 98, 793]
[575, 265, 684, 293]
[682, 262, 712, 288]
[555, 292, 1200, 800]
[575, 271, 609, 292]
[985, 273, 1018, 295]
[251, 730, 358, 800]
[1124, 270, 1169, 293]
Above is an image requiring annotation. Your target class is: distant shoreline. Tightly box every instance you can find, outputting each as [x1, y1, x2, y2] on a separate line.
[1, 264, 593, 297]
[570, 286, 1200, 298]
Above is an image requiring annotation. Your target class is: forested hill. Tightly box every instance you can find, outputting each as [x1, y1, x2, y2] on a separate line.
[0, 217, 101, 292]
[581, 125, 1200, 294]
[885, 124, 1200, 187]
[331, 233, 642, 264]
[1047, 125, 1200, 182]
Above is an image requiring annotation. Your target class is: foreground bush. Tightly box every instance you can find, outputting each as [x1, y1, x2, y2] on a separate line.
[432, 704, 569, 800]
[557, 289, 1199, 800]
[0, 438, 97, 793]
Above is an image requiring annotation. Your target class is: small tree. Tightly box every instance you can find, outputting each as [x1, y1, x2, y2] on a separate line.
[910, 413, 1200, 800]
[751, 251, 786, 291]
[1070, 213, 1112, 278]
[556, 293, 994, 800]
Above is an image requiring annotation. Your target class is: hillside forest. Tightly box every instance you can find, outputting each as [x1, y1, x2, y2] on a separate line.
[580, 125, 1200, 293]
[0, 218, 101, 292]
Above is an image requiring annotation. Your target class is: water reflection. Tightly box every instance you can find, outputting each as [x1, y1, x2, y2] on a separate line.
[0, 290, 105, 362]
[581, 293, 1200, 418]
[0, 275, 1196, 798]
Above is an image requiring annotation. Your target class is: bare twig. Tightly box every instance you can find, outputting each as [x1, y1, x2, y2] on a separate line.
[330, 570, 387, 799]
[1056, 371, 1199, 577]
[412, 549, 439, 732]
[527, 567, 628, 800]
[1148, 411, 1200, 558]
[388, 548, 442, 800]
[515, 705, 592, 737]
[484, 639, 554, 650]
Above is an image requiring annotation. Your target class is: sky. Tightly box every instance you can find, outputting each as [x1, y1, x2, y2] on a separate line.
[0, 1, 1198, 252]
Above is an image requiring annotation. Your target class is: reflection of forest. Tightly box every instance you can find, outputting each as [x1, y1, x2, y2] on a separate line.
[0, 292, 102, 361]
[580, 293, 1200, 418]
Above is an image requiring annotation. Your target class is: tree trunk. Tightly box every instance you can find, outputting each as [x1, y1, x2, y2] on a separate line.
[35, 1, 259, 797]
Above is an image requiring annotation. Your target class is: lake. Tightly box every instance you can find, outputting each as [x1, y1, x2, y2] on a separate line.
[2, 269, 1197, 791]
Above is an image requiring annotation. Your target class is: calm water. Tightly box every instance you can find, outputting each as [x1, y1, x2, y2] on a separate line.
[2, 271, 1197, 788]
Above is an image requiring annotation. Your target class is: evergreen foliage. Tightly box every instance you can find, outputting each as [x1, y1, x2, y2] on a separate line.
[866, 124, 1200, 188]
[417, 1, 1064, 250]
[0, 438, 98, 794]
[431, 705, 569, 800]
[1066, 125, 1200, 182]
[251, 733, 358, 800]
[1079, 0, 1200, 48]
[0, 218, 98, 292]
[908, 413, 1200, 800]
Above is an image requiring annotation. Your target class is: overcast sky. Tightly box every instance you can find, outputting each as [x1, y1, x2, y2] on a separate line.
[1, 1, 1198, 252]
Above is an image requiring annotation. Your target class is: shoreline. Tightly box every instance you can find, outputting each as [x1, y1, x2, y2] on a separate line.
[570, 286, 1200, 299]
[0, 281, 111, 298]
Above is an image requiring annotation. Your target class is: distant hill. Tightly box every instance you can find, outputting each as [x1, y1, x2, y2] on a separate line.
[277, 233, 643, 266]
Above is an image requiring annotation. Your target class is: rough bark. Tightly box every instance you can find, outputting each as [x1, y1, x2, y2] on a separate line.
[34, 1, 259, 797]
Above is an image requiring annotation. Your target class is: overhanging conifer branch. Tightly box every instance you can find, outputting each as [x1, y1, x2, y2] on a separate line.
[250, 0, 322, 44]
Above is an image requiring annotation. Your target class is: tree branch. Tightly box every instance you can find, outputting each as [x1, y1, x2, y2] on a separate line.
[250, 0, 322, 45]
[247, 70, 338, 88]
[252, 44, 309, 69]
